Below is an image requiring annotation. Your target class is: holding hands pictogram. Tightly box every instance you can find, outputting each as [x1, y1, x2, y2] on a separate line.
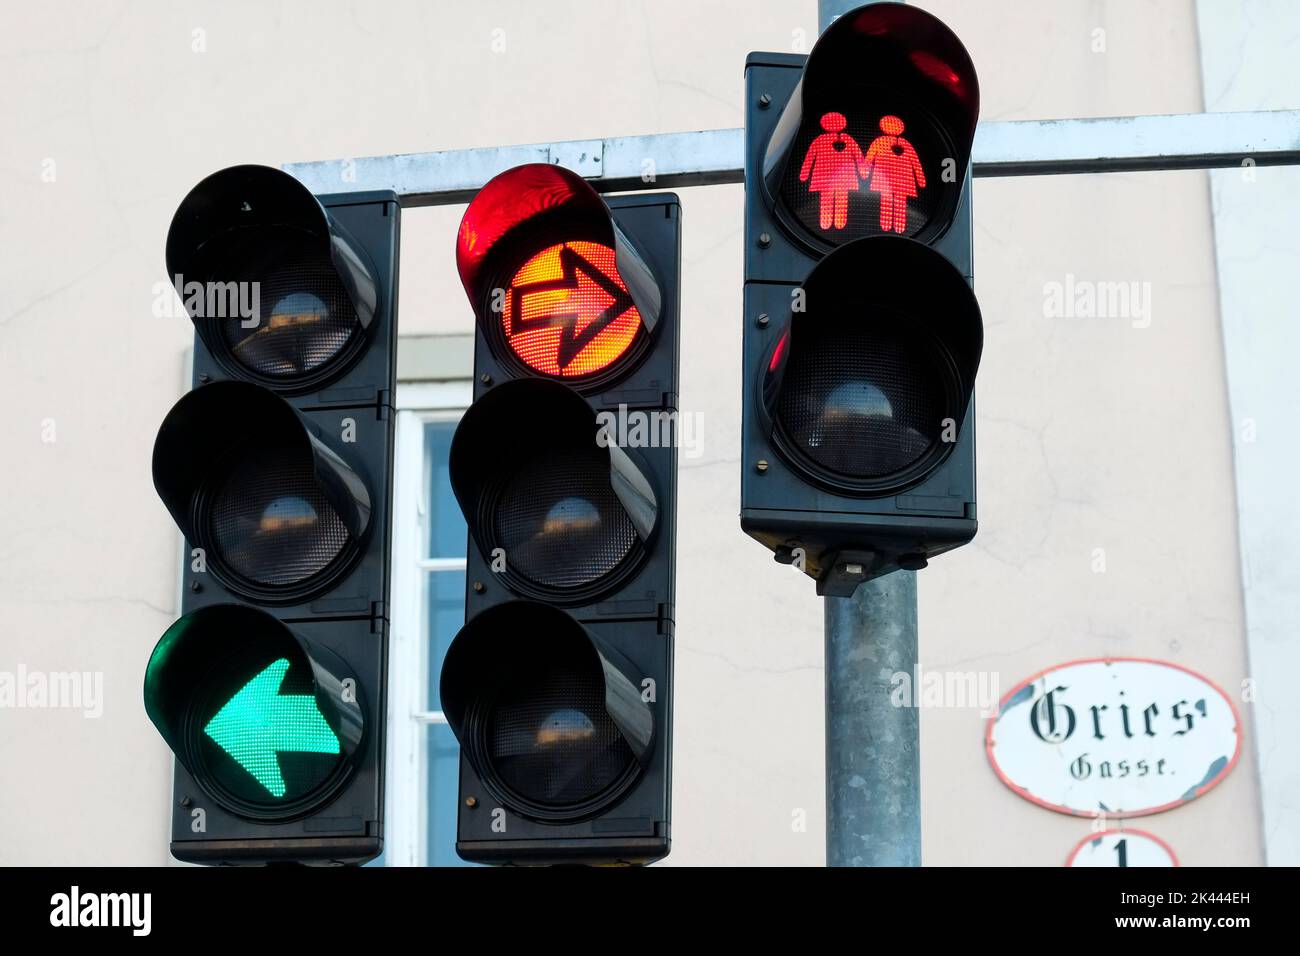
[799, 112, 926, 234]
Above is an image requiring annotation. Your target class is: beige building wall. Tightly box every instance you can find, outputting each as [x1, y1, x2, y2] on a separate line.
[0, 0, 1262, 865]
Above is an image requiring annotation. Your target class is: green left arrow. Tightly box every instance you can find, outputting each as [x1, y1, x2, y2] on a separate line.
[204, 658, 340, 797]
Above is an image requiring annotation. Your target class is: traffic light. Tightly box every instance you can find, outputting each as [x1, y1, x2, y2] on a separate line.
[440, 163, 679, 864]
[741, 3, 984, 596]
[144, 165, 398, 863]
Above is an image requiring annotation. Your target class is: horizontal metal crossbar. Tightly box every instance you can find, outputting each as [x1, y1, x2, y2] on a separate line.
[283, 109, 1300, 205]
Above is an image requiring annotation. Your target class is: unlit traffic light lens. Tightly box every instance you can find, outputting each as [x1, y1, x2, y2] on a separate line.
[207, 445, 353, 589]
[776, 319, 951, 482]
[483, 649, 638, 813]
[492, 447, 639, 591]
[219, 247, 361, 380]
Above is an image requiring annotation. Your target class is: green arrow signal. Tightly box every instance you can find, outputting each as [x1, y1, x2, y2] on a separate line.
[204, 658, 340, 797]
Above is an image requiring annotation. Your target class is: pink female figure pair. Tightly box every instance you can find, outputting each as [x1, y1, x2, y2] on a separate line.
[798, 112, 926, 233]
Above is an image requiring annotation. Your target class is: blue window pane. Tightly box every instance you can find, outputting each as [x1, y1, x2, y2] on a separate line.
[423, 417, 473, 867]
[426, 570, 465, 712]
[427, 723, 471, 866]
[426, 569, 468, 865]
[423, 420, 467, 560]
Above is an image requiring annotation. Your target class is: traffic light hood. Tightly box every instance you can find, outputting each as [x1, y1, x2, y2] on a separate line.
[448, 378, 659, 602]
[152, 381, 373, 570]
[440, 600, 656, 818]
[761, 235, 982, 494]
[455, 163, 663, 336]
[765, 234, 982, 413]
[165, 164, 380, 346]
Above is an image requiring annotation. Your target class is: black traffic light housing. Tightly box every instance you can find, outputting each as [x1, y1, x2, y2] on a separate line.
[742, 3, 983, 596]
[145, 166, 398, 864]
[442, 164, 678, 864]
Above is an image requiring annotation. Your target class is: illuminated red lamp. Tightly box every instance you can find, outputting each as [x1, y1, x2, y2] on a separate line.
[456, 164, 662, 387]
[764, 2, 979, 246]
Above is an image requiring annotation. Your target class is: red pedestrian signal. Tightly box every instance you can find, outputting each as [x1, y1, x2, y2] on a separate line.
[862, 115, 927, 234]
[768, 3, 977, 248]
[744, 2, 983, 595]
[796, 111, 929, 234]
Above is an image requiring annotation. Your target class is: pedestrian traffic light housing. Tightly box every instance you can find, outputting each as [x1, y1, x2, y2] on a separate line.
[442, 164, 678, 864]
[145, 165, 398, 864]
[742, 2, 983, 596]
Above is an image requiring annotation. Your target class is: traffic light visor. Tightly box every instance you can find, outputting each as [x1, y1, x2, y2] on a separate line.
[763, 3, 979, 246]
[763, 235, 982, 494]
[456, 164, 662, 388]
[448, 378, 658, 603]
[152, 381, 372, 602]
[165, 165, 379, 390]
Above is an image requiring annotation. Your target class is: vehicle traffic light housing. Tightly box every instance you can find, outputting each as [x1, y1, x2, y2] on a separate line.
[442, 164, 678, 864]
[741, 3, 984, 596]
[144, 166, 398, 864]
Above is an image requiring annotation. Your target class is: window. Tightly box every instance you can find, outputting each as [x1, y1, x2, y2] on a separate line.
[383, 380, 474, 866]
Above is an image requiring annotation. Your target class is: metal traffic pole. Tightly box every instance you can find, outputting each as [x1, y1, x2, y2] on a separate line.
[818, 0, 921, 868]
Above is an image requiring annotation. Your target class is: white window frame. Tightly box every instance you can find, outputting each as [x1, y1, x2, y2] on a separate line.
[385, 379, 472, 866]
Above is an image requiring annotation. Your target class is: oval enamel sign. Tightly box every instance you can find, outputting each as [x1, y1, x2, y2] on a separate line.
[986, 658, 1241, 817]
[1066, 829, 1178, 867]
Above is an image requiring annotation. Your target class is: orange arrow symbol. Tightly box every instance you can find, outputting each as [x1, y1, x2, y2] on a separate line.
[511, 245, 636, 372]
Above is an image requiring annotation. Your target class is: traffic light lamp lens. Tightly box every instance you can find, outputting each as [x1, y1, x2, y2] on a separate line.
[776, 318, 953, 484]
[144, 605, 366, 823]
[197, 656, 344, 806]
[207, 445, 353, 588]
[492, 447, 639, 591]
[217, 247, 362, 381]
[500, 240, 644, 380]
[781, 107, 951, 243]
[487, 659, 638, 811]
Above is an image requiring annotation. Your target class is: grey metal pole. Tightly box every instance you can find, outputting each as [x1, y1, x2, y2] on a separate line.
[824, 574, 920, 866]
[818, 0, 922, 868]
